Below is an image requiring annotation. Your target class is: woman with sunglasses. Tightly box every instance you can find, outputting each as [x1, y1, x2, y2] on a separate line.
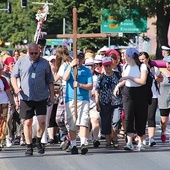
[157, 56, 170, 143]
[139, 52, 163, 146]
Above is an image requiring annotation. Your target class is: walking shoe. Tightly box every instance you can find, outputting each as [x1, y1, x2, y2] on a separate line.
[149, 138, 156, 147]
[25, 148, 33, 156]
[80, 144, 88, 155]
[60, 140, 70, 150]
[0, 144, 2, 151]
[112, 141, 119, 148]
[36, 143, 45, 154]
[124, 142, 134, 151]
[6, 138, 12, 148]
[48, 139, 54, 144]
[161, 134, 166, 142]
[20, 139, 26, 146]
[93, 139, 100, 148]
[71, 146, 78, 154]
[143, 139, 147, 146]
[137, 144, 145, 151]
[66, 145, 72, 152]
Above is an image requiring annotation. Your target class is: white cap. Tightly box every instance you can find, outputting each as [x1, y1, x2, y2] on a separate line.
[94, 55, 103, 63]
[85, 58, 94, 65]
[97, 46, 109, 54]
[161, 46, 170, 51]
[48, 55, 56, 61]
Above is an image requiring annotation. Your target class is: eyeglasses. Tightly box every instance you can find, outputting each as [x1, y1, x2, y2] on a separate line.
[30, 52, 38, 55]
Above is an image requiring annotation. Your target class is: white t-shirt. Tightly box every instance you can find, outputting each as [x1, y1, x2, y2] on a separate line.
[0, 79, 9, 104]
[57, 62, 69, 86]
[123, 63, 148, 87]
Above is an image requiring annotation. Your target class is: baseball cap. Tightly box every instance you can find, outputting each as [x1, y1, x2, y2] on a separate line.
[105, 49, 120, 57]
[163, 55, 170, 62]
[161, 45, 170, 51]
[77, 50, 84, 58]
[126, 48, 139, 58]
[94, 55, 103, 64]
[85, 58, 94, 65]
[102, 57, 112, 66]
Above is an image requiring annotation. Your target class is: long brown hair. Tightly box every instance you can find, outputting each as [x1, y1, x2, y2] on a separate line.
[55, 46, 72, 73]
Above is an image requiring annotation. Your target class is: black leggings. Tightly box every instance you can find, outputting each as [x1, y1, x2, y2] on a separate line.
[123, 86, 148, 137]
[148, 98, 158, 127]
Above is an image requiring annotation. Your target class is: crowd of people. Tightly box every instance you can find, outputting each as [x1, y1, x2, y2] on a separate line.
[0, 43, 170, 155]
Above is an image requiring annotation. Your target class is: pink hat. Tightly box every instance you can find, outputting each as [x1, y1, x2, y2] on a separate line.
[102, 57, 112, 66]
[4, 57, 15, 65]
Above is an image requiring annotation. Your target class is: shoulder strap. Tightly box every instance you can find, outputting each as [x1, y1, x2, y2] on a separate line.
[0, 76, 8, 91]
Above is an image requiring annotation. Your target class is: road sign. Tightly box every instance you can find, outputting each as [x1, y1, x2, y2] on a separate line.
[101, 9, 147, 33]
[46, 39, 63, 46]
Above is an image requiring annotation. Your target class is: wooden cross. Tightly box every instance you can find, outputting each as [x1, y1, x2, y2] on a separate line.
[44, 8, 117, 118]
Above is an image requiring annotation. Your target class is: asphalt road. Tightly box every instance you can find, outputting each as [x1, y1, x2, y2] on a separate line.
[0, 110, 170, 170]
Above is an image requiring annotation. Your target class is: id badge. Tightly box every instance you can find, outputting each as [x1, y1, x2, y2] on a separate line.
[31, 73, 36, 78]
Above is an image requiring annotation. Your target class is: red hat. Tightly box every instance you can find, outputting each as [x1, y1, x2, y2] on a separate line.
[105, 49, 120, 57]
[4, 57, 15, 66]
[102, 57, 112, 66]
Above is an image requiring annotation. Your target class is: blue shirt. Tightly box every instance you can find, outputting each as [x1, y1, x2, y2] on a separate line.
[65, 65, 93, 103]
[11, 55, 54, 101]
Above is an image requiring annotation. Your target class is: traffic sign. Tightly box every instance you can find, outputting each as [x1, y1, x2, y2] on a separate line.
[46, 39, 63, 46]
[101, 9, 147, 33]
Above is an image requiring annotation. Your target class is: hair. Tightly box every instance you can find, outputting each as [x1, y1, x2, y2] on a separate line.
[12, 49, 20, 56]
[55, 46, 72, 73]
[133, 53, 141, 66]
[109, 53, 117, 60]
[139, 51, 152, 68]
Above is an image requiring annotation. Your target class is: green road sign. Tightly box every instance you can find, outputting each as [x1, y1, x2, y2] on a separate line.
[101, 9, 147, 33]
[46, 39, 63, 46]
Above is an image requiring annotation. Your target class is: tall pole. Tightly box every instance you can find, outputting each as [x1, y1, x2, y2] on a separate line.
[63, 18, 66, 34]
[73, 8, 78, 119]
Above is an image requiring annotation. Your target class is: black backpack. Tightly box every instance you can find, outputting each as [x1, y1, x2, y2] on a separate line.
[125, 64, 153, 105]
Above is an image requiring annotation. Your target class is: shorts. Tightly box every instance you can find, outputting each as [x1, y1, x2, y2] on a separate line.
[160, 108, 170, 117]
[65, 100, 90, 131]
[89, 106, 100, 119]
[20, 99, 47, 120]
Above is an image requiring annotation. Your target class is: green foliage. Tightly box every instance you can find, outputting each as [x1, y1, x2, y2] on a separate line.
[0, 0, 169, 56]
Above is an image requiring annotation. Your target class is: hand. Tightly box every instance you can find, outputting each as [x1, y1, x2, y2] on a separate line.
[14, 87, 22, 95]
[70, 59, 79, 67]
[49, 96, 54, 104]
[73, 81, 79, 88]
[114, 85, 119, 96]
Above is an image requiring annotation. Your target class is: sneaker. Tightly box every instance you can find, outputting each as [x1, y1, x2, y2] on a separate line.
[36, 143, 45, 154]
[48, 139, 54, 144]
[149, 138, 156, 147]
[137, 144, 145, 151]
[80, 144, 88, 155]
[161, 134, 166, 142]
[66, 145, 72, 152]
[0, 144, 2, 151]
[71, 146, 78, 154]
[60, 140, 70, 150]
[143, 139, 147, 146]
[112, 141, 119, 148]
[25, 148, 33, 156]
[93, 140, 100, 148]
[124, 142, 134, 151]
[20, 139, 26, 146]
[6, 138, 12, 148]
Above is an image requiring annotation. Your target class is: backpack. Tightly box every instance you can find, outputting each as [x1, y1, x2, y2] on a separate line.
[124, 64, 153, 105]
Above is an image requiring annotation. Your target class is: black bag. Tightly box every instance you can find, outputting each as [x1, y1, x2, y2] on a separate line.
[12, 110, 20, 125]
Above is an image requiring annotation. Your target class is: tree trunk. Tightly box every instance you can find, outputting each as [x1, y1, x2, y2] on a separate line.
[156, 0, 170, 59]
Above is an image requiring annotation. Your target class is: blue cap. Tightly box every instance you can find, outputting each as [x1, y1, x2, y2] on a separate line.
[163, 55, 170, 62]
[126, 48, 139, 58]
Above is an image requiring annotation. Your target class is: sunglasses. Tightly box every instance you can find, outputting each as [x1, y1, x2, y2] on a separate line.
[30, 52, 38, 55]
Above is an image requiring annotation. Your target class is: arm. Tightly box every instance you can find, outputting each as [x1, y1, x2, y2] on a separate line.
[48, 82, 54, 104]
[6, 89, 15, 112]
[114, 80, 126, 96]
[11, 77, 22, 95]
